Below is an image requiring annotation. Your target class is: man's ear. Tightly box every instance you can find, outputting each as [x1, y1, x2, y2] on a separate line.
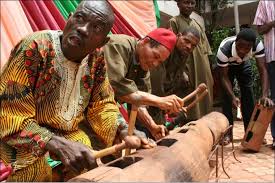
[177, 32, 182, 37]
[68, 12, 74, 19]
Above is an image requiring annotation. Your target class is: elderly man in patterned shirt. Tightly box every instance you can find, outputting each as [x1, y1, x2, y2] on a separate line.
[0, 1, 147, 181]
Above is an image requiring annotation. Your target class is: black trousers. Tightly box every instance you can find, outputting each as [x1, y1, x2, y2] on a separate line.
[222, 61, 255, 131]
[267, 61, 275, 139]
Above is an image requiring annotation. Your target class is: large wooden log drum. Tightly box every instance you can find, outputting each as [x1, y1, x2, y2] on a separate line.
[242, 104, 274, 152]
[69, 112, 229, 182]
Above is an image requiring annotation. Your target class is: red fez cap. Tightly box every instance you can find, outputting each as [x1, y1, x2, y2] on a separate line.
[147, 28, 177, 52]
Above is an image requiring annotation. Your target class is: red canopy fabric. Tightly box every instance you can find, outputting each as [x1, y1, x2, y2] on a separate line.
[111, 6, 141, 38]
[1, 1, 33, 70]
[19, 0, 65, 31]
[109, 1, 157, 38]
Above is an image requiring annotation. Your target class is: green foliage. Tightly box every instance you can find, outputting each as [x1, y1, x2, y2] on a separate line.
[211, 27, 233, 55]
[208, 27, 234, 67]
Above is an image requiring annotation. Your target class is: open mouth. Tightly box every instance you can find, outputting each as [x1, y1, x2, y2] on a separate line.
[183, 49, 190, 54]
[68, 35, 81, 46]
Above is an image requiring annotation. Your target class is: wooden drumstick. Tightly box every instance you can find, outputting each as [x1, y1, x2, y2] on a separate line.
[166, 84, 208, 131]
[185, 89, 208, 111]
[125, 105, 138, 155]
[181, 83, 207, 105]
[92, 142, 126, 159]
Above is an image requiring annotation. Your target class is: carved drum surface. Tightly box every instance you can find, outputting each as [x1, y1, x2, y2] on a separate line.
[70, 112, 229, 182]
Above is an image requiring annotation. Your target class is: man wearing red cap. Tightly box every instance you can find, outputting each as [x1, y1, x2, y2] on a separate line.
[104, 28, 183, 140]
[149, 27, 200, 130]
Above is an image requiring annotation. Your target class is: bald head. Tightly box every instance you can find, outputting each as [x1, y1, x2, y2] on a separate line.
[61, 0, 115, 62]
[77, 1, 115, 31]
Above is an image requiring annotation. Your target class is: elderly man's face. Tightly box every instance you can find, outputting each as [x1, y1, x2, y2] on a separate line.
[177, 0, 196, 18]
[62, 1, 114, 62]
[137, 38, 170, 71]
[176, 32, 199, 56]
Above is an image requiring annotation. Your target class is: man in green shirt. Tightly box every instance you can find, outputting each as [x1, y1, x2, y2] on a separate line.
[169, 0, 214, 120]
[149, 27, 200, 129]
[105, 28, 183, 140]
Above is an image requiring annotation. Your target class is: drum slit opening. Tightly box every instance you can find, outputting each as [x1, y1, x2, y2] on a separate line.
[107, 156, 142, 169]
[157, 138, 177, 147]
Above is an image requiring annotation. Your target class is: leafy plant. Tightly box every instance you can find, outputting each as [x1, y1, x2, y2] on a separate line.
[211, 27, 234, 55]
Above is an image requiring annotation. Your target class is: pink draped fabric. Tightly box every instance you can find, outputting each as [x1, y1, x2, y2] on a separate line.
[1, 1, 33, 71]
[109, 1, 157, 38]
[19, 0, 65, 31]
[111, 7, 140, 38]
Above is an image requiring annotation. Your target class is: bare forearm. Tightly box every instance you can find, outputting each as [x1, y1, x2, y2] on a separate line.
[258, 65, 269, 97]
[119, 90, 184, 114]
[221, 76, 235, 99]
[118, 91, 160, 107]
[257, 21, 275, 35]
[256, 58, 270, 97]
[137, 107, 157, 131]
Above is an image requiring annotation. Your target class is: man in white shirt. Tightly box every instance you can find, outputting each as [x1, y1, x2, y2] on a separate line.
[217, 28, 273, 144]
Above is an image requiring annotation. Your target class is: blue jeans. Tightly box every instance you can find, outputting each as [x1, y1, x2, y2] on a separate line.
[222, 61, 255, 131]
[267, 61, 275, 140]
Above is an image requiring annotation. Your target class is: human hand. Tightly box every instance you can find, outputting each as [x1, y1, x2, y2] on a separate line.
[158, 95, 183, 114]
[119, 129, 156, 149]
[133, 129, 156, 149]
[132, 129, 157, 149]
[259, 96, 274, 107]
[45, 136, 96, 174]
[123, 135, 141, 149]
[150, 124, 168, 140]
[232, 97, 240, 109]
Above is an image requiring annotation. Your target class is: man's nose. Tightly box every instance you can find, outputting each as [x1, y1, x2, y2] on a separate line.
[77, 23, 89, 37]
[186, 44, 192, 50]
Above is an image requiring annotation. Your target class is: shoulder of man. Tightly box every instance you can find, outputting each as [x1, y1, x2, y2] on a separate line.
[8, 30, 59, 59]
[217, 36, 235, 60]
[107, 34, 137, 46]
[220, 36, 235, 50]
[253, 38, 264, 50]
[253, 38, 265, 57]
[168, 15, 183, 26]
[190, 17, 204, 31]
[169, 15, 179, 22]
[22, 30, 58, 44]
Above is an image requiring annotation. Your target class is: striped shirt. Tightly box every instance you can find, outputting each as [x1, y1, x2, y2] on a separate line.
[217, 36, 265, 67]
[253, 0, 275, 63]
